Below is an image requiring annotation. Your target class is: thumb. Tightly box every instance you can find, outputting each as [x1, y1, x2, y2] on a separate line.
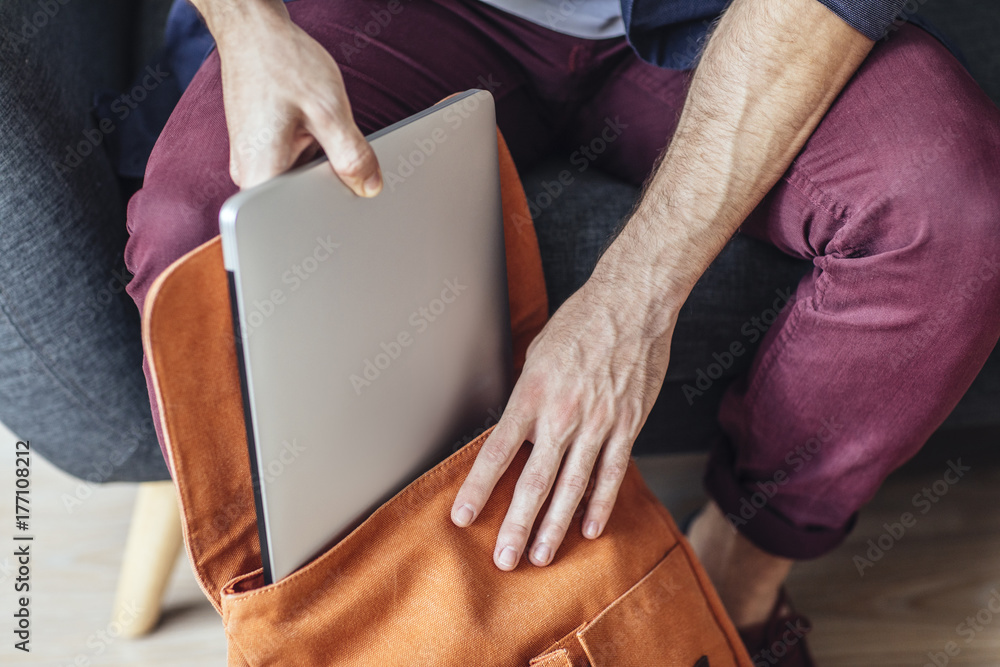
[310, 113, 382, 198]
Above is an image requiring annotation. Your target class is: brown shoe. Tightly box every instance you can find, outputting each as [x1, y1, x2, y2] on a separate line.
[737, 589, 815, 666]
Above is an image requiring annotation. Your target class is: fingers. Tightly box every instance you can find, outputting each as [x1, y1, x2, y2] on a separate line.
[492, 435, 566, 571]
[230, 99, 381, 197]
[305, 96, 382, 198]
[447, 277, 663, 572]
[581, 431, 633, 540]
[218, 22, 381, 196]
[451, 409, 532, 530]
[231, 111, 311, 189]
[455, 417, 630, 571]
[527, 431, 606, 567]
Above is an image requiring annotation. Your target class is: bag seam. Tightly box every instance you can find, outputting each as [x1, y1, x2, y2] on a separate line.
[224, 427, 495, 602]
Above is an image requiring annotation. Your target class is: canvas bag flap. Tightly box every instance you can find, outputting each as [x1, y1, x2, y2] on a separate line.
[213, 426, 751, 666]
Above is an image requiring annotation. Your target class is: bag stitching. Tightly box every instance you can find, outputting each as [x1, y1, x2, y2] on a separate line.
[145, 242, 227, 615]
[225, 427, 495, 602]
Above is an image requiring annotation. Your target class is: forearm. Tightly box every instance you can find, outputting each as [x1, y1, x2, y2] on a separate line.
[596, 0, 873, 335]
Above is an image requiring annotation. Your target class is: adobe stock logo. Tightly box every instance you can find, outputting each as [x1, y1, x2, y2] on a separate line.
[682, 287, 794, 405]
[725, 416, 843, 530]
[53, 65, 170, 175]
[349, 278, 468, 395]
[243, 235, 342, 338]
[923, 588, 1000, 667]
[853, 459, 970, 577]
[2, 0, 70, 49]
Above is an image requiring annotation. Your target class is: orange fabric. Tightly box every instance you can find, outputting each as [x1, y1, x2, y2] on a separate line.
[495, 128, 547, 372]
[531, 650, 574, 667]
[212, 437, 746, 666]
[142, 129, 751, 666]
[143, 234, 260, 614]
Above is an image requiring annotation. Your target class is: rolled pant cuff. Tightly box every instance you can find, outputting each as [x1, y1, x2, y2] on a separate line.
[703, 440, 857, 560]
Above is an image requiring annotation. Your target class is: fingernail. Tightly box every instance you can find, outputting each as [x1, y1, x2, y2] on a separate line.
[584, 521, 601, 539]
[498, 546, 519, 569]
[362, 171, 382, 197]
[532, 543, 552, 566]
[454, 504, 475, 527]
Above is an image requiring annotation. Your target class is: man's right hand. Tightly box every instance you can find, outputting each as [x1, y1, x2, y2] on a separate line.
[193, 0, 382, 194]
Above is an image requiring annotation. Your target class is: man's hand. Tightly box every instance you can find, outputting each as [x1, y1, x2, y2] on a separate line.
[452, 0, 873, 569]
[193, 0, 382, 193]
[451, 266, 675, 571]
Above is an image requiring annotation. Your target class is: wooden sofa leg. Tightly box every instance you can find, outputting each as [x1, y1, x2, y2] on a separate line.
[111, 480, 183, 638]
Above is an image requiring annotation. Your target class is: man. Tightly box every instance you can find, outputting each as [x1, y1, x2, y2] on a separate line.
[124, 0, 1000, 662]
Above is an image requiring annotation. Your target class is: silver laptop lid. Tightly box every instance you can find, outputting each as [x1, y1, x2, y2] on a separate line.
[219, 90, 512, 583]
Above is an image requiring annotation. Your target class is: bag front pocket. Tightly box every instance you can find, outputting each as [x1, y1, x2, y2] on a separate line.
[531, 543, 750, 667]
[217, 435, 688, 667]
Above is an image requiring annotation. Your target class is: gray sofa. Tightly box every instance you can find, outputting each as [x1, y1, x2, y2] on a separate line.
[1, 0, 996, 485]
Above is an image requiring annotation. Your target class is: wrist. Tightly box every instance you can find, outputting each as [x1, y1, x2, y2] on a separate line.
[196, 0, 291, 49]
[592, 186, 738, 334]
[589, 246, 684, 341]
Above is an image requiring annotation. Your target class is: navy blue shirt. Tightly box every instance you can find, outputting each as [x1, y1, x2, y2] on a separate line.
[620, 0, 942, 68]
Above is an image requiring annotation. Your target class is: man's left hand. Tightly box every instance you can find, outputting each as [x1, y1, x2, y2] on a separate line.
[450, 270, 674, 570]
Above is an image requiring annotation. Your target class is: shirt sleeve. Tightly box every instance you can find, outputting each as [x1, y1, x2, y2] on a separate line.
[814, 0, 909, 40]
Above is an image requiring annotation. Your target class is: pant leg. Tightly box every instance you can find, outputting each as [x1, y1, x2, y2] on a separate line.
[566, 51, 692, 188]
[125, 0, 580, 459]
[572, 25, 1000, 559]
[708, 24, 1000, 559]
[0, 0, 169, 482]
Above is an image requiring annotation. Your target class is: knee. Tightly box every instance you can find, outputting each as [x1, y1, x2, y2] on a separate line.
[919, 128, 1000, 296]
[870, 106, 1000, 299]
[124, 49, 234, 313]
[851, 30, 1000, 280]
[124, 164, 236, 314]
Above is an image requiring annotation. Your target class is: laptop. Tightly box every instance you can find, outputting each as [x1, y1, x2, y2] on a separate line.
[219, 90, 513, 584]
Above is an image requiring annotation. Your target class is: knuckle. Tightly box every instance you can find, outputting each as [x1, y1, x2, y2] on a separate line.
[517, 372, 547, 400]
[586, 399, 614, 428]
[600, 454, 630, 484]
[503, 520, 532, 542]
[620, 400, 645, 436]
[543, 408, 579, 444]
[518, 470, 551, 497]
[587, 497, 615, 518]
[302, 97, 341, 128]
[560, 472, 590, 497]
[498, 410, 528, 438]
[479, 439, 511, 468]
[332, 142, 375, 179]
[536, 519, 569, 544]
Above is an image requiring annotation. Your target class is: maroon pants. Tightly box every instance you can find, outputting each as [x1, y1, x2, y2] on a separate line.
[125, 0, 1000, 559]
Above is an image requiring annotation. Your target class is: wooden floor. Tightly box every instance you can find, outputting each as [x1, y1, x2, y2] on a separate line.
[1, 420, 998, 665]
[0, 421, 225, 666]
